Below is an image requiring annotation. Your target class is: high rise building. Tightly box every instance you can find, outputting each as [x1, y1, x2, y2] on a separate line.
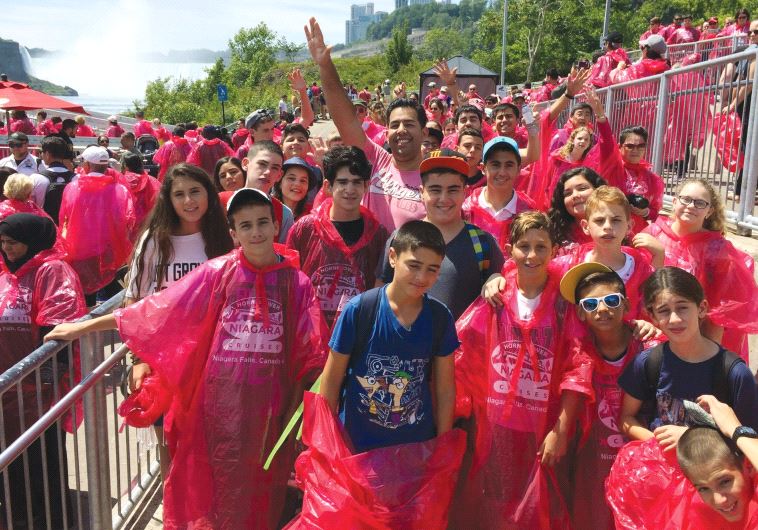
[346, 3, 388, 44]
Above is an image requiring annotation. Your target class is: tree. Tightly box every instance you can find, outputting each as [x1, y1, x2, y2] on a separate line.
[203, 57, 226, 102]
[278, 37, 304, 63]
[386, 23, 413, 73]
[226, 23, 279, 87]
[417, 28, 465, 61]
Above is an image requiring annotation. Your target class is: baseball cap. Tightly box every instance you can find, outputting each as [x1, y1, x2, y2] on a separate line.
[107, 115, 118, 123]
[282, 157, 315, 180]
[468, 98, 485, 111]
[245, 109, 273, 130]
[353, 99, 368, 108]
[641, 34, 667, 56]
[482, 136, 521, 164]
[559, 262, 614, 303]
[512, 91, 526, 101]
[427, 81, 437, 87]
[227, 187, 273, 216]
[708, 17, 718, 25]
[420, 148, 469, 177]
[440, 86, 448, 93]
[80, 146, 110, 165]
[8, 132, 28, 144]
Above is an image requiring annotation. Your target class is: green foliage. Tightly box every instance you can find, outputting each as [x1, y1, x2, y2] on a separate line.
[143, 77, 206, 124]
[386, 23, 414, 73]
[417, 27, 466, 61]
[226, 23, 279, 87]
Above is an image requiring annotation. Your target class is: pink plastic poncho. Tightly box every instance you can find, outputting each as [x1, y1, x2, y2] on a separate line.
[106, 124, 125, 138]
[0, 199, 52, 222]
[286, 392, 466, 529]
[75, 124, 95, 137]
[118, 171, 161, 233]
[664, 54, 712, 166]
[606, 438, 758, 529]
[10, 118, 35, 135]
[642, 216, 758, 357]
[589, 48, 631, 88]
[36, 119, 58, 136]
[440, 121, 497, 150]
[232, 128, 249, 150]
[553, 243, 655, 322]
[58, 171, 136, 294]
[599, 148, 664, 235]
[451, 261, 593, 529]
[531, 82, 558, 103]
[154, 126, 171, 143]
[461, 187, 536, 249]
[285, 199, 388, 329]
[571, 335, 650, 530]
[133, 120, 155, 137]
[152, 137, 192, 181]
[186, 138, 236, 178]
[113, 247, 324, 529]
[609, 59, 670, 135]
[0, 247, 86, 441]
[713, 112, 744, 172]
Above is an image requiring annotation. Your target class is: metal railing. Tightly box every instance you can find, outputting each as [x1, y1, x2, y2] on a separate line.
[0, 291, 161, 530]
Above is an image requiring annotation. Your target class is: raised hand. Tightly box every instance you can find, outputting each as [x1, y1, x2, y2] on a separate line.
[566, 66, 591, 97]
[289, 68, 307, 92]
[433, 58, 458, 86]
[305, 17, 332, 66]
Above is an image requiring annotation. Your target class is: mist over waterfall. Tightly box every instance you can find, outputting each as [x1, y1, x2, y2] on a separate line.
[19, 44, 34, 77]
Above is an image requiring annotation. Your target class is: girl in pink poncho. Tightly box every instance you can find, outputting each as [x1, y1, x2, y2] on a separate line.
[452, 212, 593, 529]
[153, 126, 192, 181]
[641, 178, 758, 358]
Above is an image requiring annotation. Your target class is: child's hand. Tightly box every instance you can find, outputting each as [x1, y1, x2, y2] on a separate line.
[630, 319, 660, 342]
[696, 395, 742, 439]
[538, 430, 568, 466]
[44, 322, 87, 343]
[288, 68, 307, 92]
[481, 273, 506, 307]
[632, 233, 665, 268]
[128, 362, 153, 393]
[653, 424, 688, 452]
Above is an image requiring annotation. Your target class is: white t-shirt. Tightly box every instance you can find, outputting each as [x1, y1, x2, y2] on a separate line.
[584, 251, 635, 282]
[125, 232, 208, 299]
[515, 290, 542, 321]
[478, 189, 519, 221]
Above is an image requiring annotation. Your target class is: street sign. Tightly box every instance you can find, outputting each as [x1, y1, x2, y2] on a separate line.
[217, 84, 228, 102]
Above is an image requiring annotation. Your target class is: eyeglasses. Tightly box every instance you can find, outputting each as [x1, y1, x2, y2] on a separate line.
[677, 195, 710, 209]
[8, 142, 25, 148]
[622, 142, 647, 150]
[749, 29, 758, 35]
[98, 139, 109, 145]
[578, 293, 625, 312]
[738, 15, 748, 20]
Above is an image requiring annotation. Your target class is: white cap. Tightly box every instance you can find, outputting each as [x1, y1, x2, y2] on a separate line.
[427, 81, 437, 87]
[81, 146, 110, 165]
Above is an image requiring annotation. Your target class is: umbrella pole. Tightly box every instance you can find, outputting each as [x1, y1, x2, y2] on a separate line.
[3, 110, 8, 143]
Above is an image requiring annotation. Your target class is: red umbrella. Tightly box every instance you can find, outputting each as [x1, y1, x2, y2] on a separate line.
[0, 81, 86, 113]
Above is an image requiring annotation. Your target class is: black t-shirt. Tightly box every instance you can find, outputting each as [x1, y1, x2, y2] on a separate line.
[332, 218, 365, 247]
[466, 169, 485, 188]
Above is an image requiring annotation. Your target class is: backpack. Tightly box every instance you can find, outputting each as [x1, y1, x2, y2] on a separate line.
[39, 168, 75, 223]
[644, 343, 744, 407]
[465, 223, 492, 283]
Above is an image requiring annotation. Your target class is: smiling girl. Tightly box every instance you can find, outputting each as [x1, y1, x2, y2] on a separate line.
[548, 167, 607, 256]
[618, 267, 758, 453]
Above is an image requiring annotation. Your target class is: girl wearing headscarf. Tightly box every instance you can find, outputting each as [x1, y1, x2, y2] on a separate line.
[0, 213, 86, 529]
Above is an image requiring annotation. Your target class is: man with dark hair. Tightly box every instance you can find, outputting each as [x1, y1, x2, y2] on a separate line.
[661, 14, 684, 41]
[531, 68, 561, 102]
[38, 136, 77, 221]
[187, 125, 235, 177]
[667, 14, 701, 44]
[589, 31, 631, 88]
[306, 18, 427, 232]
[133, 110, 155, 137]
[236, 109, 276, 159]
[640, 16, 663, 43]
[57, 119, 76, 147]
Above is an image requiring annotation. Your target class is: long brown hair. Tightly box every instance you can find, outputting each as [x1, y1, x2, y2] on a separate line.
[131, 163, 233, 296]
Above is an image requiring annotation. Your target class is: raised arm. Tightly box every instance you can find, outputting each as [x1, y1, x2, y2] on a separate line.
[305, 18, 366, 147]
[434, 59, 459, 110]
[548, 67, 591, 123]
[289, 68, 314, 128]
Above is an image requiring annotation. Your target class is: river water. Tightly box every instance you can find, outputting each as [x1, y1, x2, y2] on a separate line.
[30, 57, 214, 115]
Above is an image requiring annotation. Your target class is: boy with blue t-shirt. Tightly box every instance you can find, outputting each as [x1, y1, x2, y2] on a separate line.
[320, 219, 459, 453]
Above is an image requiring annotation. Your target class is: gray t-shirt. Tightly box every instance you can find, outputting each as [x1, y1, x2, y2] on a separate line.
[377, 224, 504, 319]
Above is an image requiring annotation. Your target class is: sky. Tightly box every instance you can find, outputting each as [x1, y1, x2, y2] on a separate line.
[2, 0, 399, 52]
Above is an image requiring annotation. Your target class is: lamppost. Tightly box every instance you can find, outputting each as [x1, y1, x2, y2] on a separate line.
[501, 0, 508, 85]
[601, 0, 611, 48]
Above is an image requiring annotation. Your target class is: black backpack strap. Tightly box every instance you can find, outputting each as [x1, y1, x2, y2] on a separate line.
[644, 343, 666, 399]
[712, 349, 744, 406]
[350, 287, 382, 358]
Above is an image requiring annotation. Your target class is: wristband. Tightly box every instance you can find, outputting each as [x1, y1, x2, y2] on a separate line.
[733, 425, 758, 444]
[564, 93, 575, 100]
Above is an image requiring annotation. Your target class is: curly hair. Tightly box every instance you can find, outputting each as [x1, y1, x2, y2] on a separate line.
[547, 167, 607, 245]
[558, 126, 594, 160]
[2, 173, 33, 201]
[675, 178, 726, 234]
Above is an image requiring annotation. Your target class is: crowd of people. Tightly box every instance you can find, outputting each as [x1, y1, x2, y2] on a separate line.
[1, 11, 757, 530]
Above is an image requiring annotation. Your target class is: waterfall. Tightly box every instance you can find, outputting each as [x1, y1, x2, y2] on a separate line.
[18, 44, 34, 77]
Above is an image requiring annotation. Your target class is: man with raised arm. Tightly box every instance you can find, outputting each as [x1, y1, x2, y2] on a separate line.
[305, 17, 426, 232]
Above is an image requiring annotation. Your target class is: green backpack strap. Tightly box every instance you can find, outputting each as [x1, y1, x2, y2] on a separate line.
[263, 376, 321, 471]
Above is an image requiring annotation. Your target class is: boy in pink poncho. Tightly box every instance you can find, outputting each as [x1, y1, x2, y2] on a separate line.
[453, 211, 593, 529]
[286, 146, 388, 329]
[46, 187, 325, 529]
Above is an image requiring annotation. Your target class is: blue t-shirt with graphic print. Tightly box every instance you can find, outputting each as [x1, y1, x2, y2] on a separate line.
[329, 286, 459, 453]
[618, 342, 758, 430]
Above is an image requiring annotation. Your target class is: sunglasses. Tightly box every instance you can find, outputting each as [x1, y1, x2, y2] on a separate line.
[750, 29, 758, 35]
[578, 293, 625, 312]
[677, 195, 710, 209]
[8, 142, 25, 148]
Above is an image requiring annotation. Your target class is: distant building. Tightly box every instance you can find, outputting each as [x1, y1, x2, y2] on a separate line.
[346, 3, 388, 45]
[396, 0, 434, 6]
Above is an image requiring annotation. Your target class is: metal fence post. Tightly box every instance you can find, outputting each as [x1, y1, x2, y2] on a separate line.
[650, 74, 670, 174]
[737, 50, 758, 235]
[80, 332, 113, 530]
[604, 86, 613, 120]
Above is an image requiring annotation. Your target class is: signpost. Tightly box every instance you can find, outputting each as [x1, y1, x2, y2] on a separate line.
[217, 84, 228, 125]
